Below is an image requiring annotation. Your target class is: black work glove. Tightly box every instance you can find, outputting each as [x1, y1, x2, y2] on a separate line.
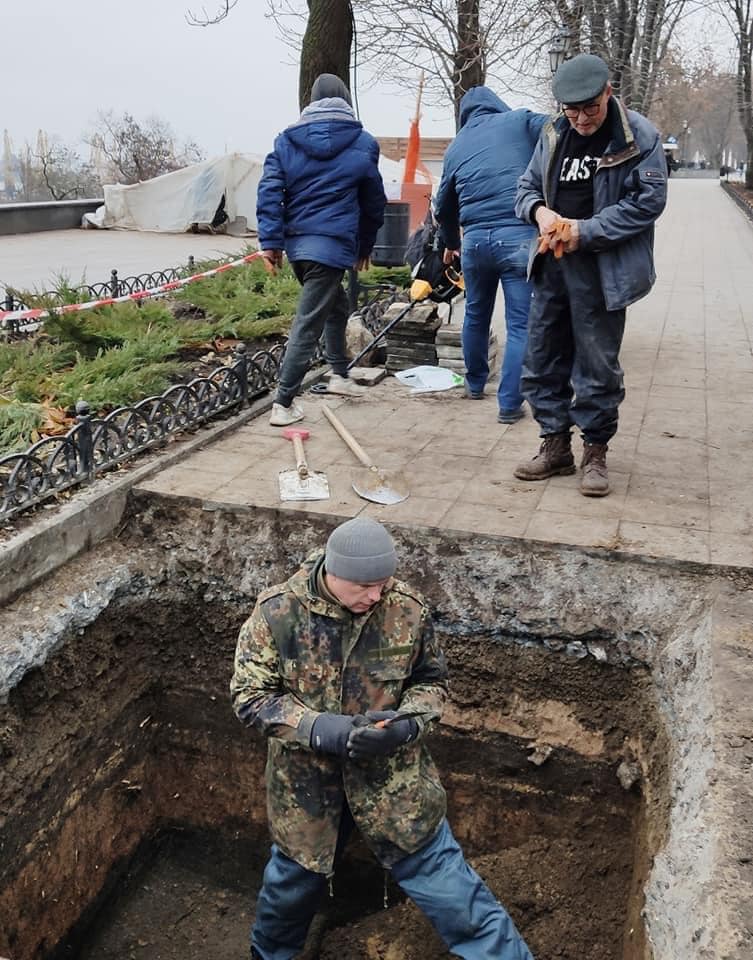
[346, 710, 419, 760]
[310, 713, 361, 757]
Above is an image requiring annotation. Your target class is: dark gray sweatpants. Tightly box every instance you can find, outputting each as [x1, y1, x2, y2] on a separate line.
[521, 251, 626, 445]
[276, 260, 350, 408]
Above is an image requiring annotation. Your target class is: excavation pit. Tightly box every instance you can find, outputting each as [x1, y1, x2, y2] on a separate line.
[1, 498, 751, 960]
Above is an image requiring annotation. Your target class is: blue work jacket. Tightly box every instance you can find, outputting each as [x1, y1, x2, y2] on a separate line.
[516, 98, 667, 311]
[434, 86, 548, 249]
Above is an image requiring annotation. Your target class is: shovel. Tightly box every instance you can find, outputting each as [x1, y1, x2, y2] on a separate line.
[321, 404, 409, 505]
[278, 427, 330, 501]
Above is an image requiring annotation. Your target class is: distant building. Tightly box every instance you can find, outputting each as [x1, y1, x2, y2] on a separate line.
[377, 136, 453, 181]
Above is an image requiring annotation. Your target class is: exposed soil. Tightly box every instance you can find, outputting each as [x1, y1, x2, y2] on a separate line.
[722, 180, 753, 224]
[0, 503, 693, 960]
[173, 333, 285, 384]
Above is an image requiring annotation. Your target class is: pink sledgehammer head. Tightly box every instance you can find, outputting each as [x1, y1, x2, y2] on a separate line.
[282, 427, 310, 441]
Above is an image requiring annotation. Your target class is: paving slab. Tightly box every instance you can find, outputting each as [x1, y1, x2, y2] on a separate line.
[136, 180, 753, 569]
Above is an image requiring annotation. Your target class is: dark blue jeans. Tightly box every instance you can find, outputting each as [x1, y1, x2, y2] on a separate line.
[461, 226, 534, 412]
[275, 260, 349, 408]
[522, 252, 626, 444]
[251, 817, 533, 960]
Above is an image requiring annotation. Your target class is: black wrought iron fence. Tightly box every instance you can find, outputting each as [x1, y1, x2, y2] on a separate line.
[0, 342, 284, 521]
[0, 276, 401, 522]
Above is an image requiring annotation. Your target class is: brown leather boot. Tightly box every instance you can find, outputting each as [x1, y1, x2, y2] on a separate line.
[514, 433, 575, 480]
[580, 442, 610, 497]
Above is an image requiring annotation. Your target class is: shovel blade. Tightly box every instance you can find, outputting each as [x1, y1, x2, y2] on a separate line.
[351, 466, 409, 505]
[279, 468, 330, 502]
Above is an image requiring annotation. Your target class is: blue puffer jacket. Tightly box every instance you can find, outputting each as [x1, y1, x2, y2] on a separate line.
[434, 87, 548, 249]
[515, 98, 667, 311]
[256, 98, 387, 270]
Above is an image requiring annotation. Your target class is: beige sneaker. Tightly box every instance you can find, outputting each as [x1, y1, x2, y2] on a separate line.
[326, 374, 366, 397]
[269, 401, 304, 427]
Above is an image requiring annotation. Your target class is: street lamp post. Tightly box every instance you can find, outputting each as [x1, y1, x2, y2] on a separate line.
[681, 121, 691, 169]
[548, 26, 573, 74]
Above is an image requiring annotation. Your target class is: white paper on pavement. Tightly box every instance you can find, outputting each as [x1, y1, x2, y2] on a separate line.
[394, 366, 464, 394]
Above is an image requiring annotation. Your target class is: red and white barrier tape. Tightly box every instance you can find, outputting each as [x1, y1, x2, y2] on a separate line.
[0, 251, 264, 326]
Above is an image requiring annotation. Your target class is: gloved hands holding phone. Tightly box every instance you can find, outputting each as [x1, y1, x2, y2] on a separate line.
[346, 710, 419, 759]
[309, 713, 363, 757]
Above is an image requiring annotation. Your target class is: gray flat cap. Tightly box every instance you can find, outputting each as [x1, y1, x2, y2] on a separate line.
[553, 54, 609, 104]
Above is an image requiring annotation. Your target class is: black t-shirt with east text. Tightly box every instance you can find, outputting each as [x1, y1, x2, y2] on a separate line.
[554, 123, 612, 219]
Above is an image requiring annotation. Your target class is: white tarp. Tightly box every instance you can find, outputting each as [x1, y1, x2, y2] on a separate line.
[83, 151, 436, 234]
[84, 153, 264, 234]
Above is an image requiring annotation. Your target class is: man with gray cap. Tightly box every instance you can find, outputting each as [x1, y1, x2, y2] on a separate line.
[515, 53, 667, 496]
[231, 516, 534, 960]
[256, 74, 387, 427]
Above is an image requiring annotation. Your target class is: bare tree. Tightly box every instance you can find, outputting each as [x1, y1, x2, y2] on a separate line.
[717, 0, 753, 186]
[35, 141, 101, 201]
[266, 0, 545, 126]
[85, 111, 204, 185]
[297, 0, 353, 107]
[5, 132, 101, 202]
[542, 0, 690, 113]
[186, 0, 240, 25]
[189, 1, 353, 109]
[349, 0, 541, 126]
[650, 46, 745, 167]
[191, 1, 544, 124]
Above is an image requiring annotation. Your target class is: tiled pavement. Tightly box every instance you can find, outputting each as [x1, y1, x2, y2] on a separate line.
[137, 179, 753, 568]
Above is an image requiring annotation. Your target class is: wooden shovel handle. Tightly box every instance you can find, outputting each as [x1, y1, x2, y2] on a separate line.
[283, 428, 311, 477]
[321, 404, 373, 468]
[291, 434, 309, 478]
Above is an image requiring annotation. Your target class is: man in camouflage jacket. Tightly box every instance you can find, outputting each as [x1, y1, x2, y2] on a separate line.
[231, 516, 534, 960]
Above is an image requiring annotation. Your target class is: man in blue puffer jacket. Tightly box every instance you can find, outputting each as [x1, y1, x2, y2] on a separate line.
[257, 74, 387, 426]
[434, 88, 548, 423]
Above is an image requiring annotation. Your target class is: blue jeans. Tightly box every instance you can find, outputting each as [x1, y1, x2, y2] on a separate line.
[275, 260, 349, 408]
[251, 818, 533, 960]
[461, 227, 535, 412]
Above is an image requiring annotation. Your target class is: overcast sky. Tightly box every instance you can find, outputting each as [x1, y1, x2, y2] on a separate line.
[3, 0, 474, 160]
[5, 1, 732, 163]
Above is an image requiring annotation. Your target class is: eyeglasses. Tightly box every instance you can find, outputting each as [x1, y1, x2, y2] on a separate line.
[562, 100, 603, 119]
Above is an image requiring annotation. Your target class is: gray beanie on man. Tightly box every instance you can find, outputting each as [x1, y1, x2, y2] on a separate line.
[552, 53, 610, 104]
[325, 517, 397, 583]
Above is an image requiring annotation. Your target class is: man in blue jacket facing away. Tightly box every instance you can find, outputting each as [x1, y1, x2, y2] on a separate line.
[434, 88, 548, 423]
[256, 74, 387, 427]
[514, 54, 667, 496]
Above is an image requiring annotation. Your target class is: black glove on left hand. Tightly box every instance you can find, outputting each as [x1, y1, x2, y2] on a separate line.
[346, 710, 419, 759]
[310, 713, 360, 757]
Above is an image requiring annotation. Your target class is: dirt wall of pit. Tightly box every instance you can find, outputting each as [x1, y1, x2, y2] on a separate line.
[1, 495, 750, 959]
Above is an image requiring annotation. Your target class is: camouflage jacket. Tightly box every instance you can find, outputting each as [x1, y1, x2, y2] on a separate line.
[230, 550, 448, 874]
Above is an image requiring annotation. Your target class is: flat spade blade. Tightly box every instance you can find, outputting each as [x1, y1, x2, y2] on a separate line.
[351, 465, 409, 505]
[278, 468, 330, 501]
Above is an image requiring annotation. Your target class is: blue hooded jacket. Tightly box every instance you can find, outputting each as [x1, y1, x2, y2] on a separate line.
[434, 87, 548, 249]
[256, 97, 387, 270]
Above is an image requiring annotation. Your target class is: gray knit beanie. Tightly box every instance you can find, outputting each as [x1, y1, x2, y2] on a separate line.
[311, 73, 353, 107]
[325, 517, 397, 582]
